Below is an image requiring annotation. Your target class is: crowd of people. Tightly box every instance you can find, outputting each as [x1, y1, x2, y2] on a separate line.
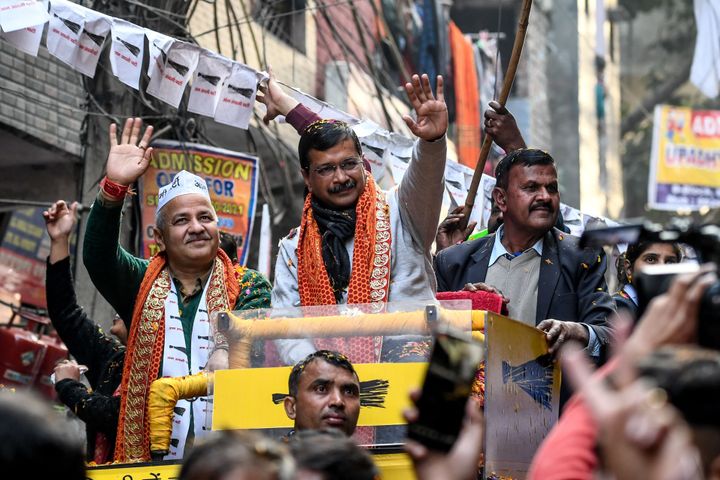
[2, 70, 719, 480]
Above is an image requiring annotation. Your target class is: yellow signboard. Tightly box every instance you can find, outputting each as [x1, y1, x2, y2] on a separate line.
[86, 455, 415, 480]
[213, 363, 427, 430]
[87, 461, 181, 480]
[649, 104, 720, 210]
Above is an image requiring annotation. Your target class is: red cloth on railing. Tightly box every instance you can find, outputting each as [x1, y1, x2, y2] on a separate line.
[436, 290, 506, 315]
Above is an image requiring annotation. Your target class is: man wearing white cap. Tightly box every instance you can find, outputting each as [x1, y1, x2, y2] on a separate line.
[82, 118, 271, 463]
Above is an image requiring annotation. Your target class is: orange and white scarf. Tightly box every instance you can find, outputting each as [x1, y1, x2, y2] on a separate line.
[114, 249, 239, 462]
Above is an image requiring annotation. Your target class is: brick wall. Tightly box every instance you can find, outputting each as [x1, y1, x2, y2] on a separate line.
[0, 42, 85, 157]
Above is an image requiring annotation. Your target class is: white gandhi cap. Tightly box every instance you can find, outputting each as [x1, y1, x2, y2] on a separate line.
[156, 170, 211, 213]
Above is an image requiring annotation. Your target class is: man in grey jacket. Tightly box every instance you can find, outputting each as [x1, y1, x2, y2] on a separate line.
[258, 72, 447, 363]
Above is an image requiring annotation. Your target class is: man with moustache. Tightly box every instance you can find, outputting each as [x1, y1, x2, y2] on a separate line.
[82, 119, 271, 462]
[434, 149, 614, 357]
[258, 73, 447, 364]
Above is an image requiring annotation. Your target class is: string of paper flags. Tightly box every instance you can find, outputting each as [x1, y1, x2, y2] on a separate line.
[0, 0, 618, 236]
[0, 0, 264, 129]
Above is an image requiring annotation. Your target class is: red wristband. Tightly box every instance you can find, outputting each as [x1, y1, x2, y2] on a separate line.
[100, 176, 129, 200]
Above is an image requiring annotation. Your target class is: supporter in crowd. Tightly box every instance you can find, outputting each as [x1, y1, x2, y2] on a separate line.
[179, 430, 295, 480]
[82, 120, 271, 462]
[528, 265, 719, 479]
[258, 70, 447, 363]
[290, 429, 379, 480]
[435, 197, 503, 253]
[613, 241, 683, 317]
[42, 199, 126, 463]
[0, 390, 86, 479]
[284, 350, 361, 438]
[435, 149, 615, 357]
[434, 100, 524, 253]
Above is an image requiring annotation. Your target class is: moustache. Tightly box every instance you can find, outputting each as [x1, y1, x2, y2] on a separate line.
[530, 202, 554, 212]
[328, 180, 357, 194]
[185, 233, 212, 244]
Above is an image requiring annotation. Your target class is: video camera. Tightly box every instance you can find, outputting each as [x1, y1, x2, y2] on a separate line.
[580, 219, 720, 349]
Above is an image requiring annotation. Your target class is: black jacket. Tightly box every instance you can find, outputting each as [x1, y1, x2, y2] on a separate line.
[435, 228, 614, 346]
[46, 257, 125, 461]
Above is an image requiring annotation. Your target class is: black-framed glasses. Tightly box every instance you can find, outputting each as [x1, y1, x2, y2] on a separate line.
[311, 159, 363, 177]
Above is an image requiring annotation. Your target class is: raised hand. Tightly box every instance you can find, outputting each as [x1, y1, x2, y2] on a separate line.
[484, 100, 526, 152]
[43, 200, 78, 241]
[106, 117, 154, 186]
[436, 206, 478, 252]
[256, 66, 299, 124]
[403, 74, 448, 142]
[562, 344, 704, 480]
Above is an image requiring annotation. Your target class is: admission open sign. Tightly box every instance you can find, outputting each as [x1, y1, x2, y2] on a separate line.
[139, 140, 259, 265]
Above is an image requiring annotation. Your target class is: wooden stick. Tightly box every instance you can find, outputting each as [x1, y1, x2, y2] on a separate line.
[462, 0, 534, 224]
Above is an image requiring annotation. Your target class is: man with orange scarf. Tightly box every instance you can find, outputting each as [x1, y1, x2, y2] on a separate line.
[258, 73, 448, 364]
[82, 120, 271, 462]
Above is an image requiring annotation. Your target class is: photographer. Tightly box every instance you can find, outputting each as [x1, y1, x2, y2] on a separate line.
[528, 265, 717, 480]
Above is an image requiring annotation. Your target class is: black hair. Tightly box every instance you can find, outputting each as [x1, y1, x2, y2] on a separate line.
[615, 241, 683, 287]
[494, 148, 556, 190]
[0, 391, 86, 479]
[288, 350, 357, 397]
[219, 231, 239, 263]
[179, 430, 295, 480]
[298, 120, 363, 171]
[637, 346, 720, 428]
[289, 429, 378, 480]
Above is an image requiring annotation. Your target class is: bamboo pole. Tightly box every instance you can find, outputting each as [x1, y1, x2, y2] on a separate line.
[461, 0, 534, 226]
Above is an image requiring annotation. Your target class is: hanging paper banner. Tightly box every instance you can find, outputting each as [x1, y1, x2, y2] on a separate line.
[286, 83, 358, 124]
[109, 18, 144, 90]
[388, 133, 413, 185]
[214, 63, 259, 129]
[0, 0, 49, 33]
[0, 23, 42, 56]
[139, 140, 259, 265]
[68, 2, 110, 78]
[648, 104, 720, 210]
[145, 28, 173, 79]
[444, 161, 470, 208]
[187, 51, 233, 117]
[360, 130, 395, 190]
[146, 40, 200, 108]
[46, 1, 83, 66]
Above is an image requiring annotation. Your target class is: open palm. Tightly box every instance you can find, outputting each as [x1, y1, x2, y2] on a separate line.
[106, 117, 154, 186]
[403, 74, 448, 142]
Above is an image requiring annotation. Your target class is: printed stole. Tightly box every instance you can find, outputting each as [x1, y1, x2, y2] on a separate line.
[115, 250, 239, 462]
[297, 175, 392, 363]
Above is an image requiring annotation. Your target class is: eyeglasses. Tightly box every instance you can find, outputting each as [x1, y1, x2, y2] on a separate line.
[310, 159, 363, 177]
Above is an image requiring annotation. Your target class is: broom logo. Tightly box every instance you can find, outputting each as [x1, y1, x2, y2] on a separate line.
[272, 379, 390, 408]
[502, 354, 554, 409]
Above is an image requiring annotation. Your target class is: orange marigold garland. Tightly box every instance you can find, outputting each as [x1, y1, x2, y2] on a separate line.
[297, 174, 391, 307]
